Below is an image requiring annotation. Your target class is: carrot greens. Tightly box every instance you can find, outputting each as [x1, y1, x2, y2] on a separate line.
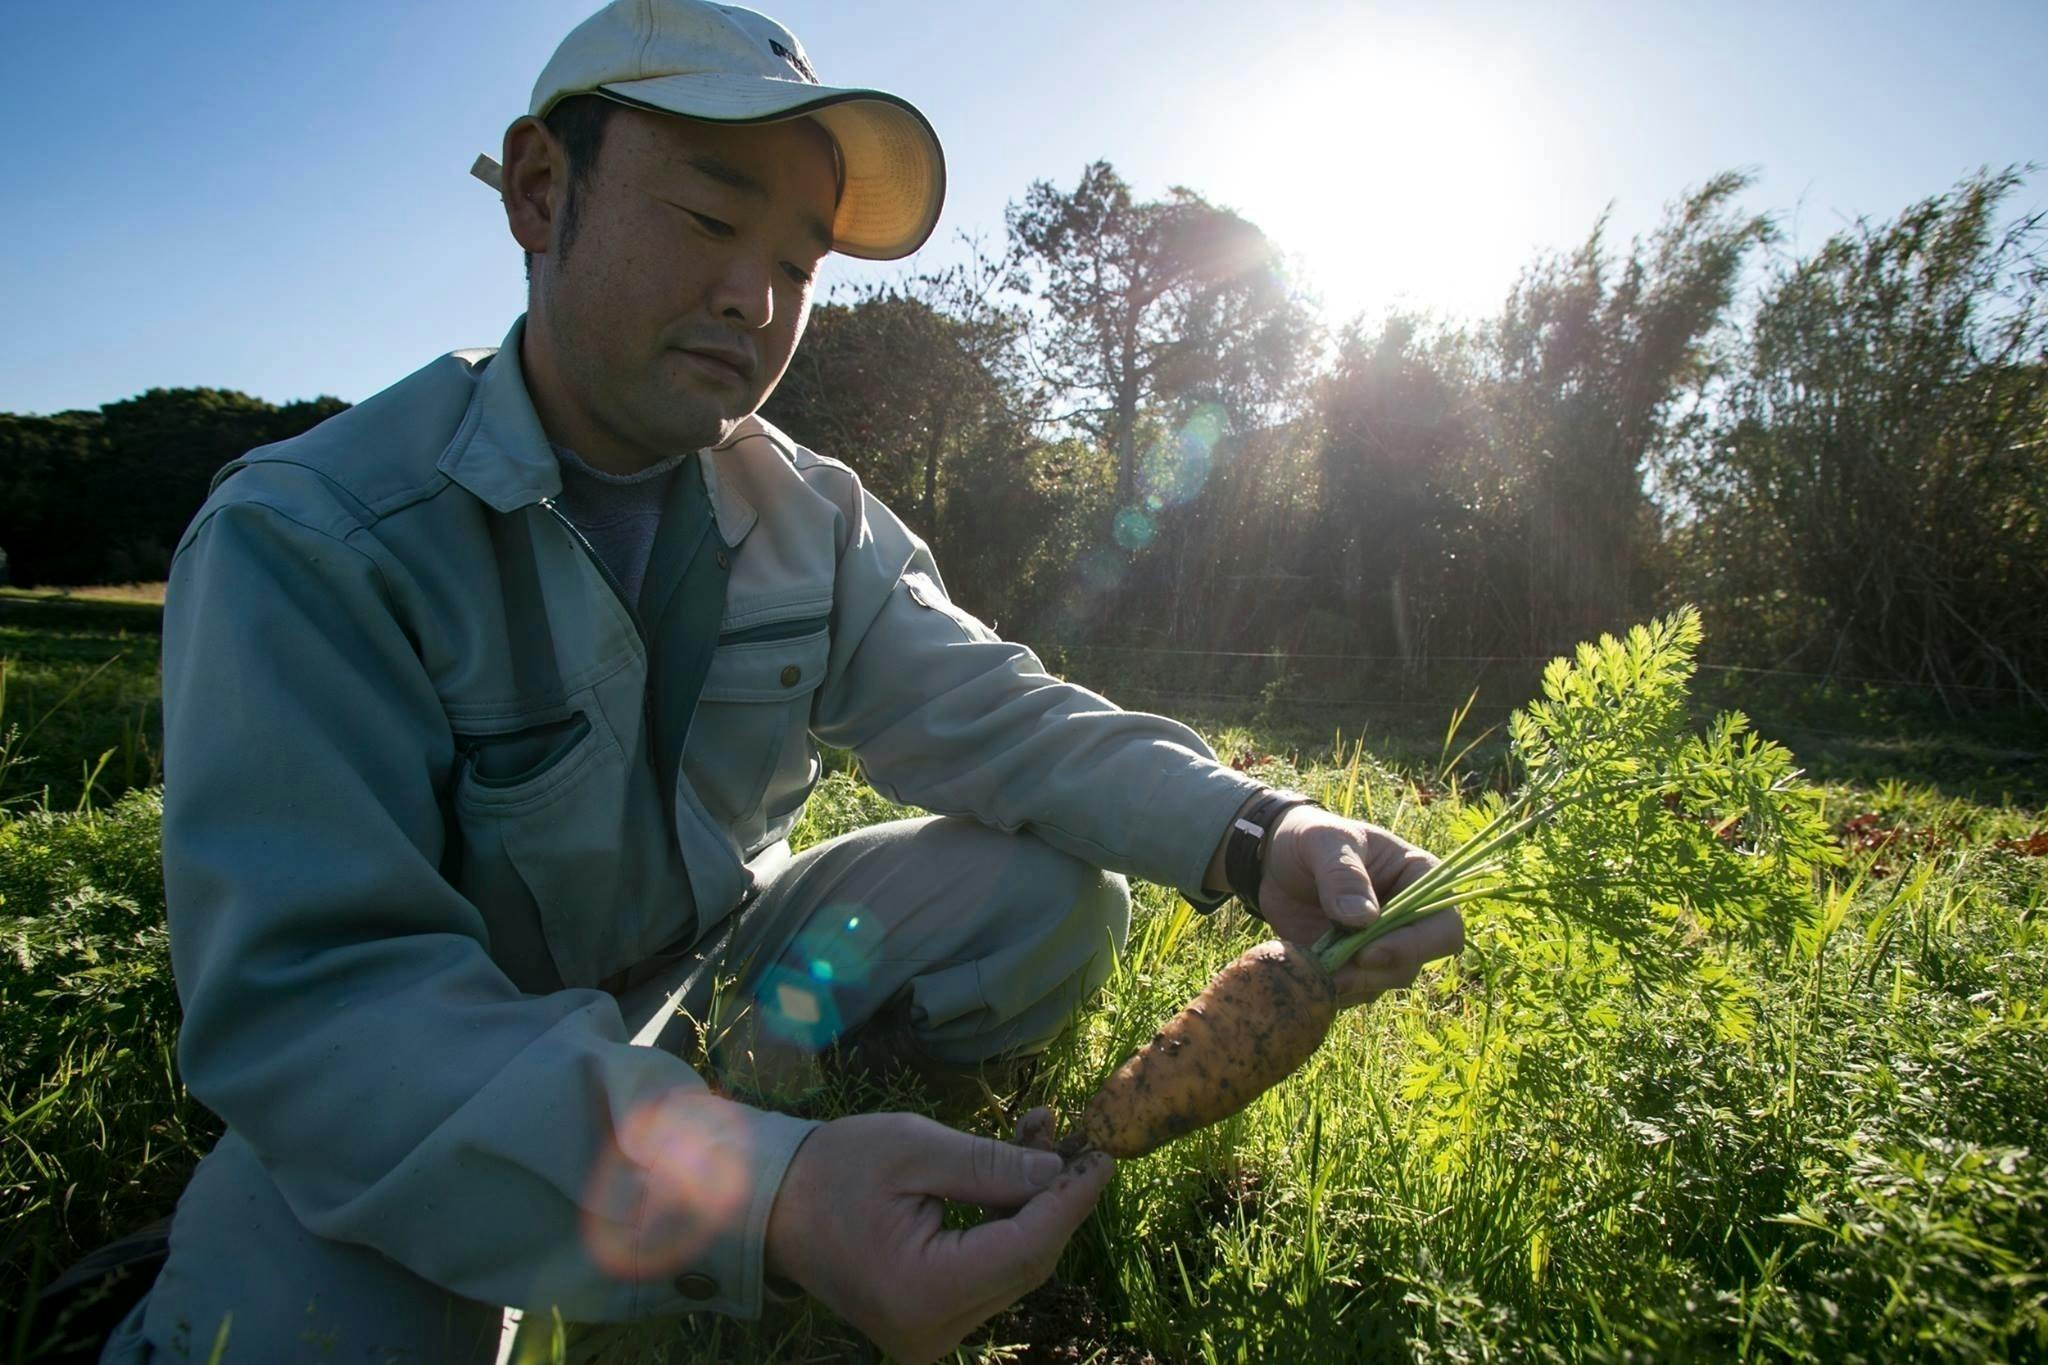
[1316, 608, 1835, 982]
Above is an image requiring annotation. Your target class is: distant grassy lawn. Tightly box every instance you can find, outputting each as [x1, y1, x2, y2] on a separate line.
[0, 583, 170, 606]
[0, 595, 162, 812]
[6, 605, 2048, 1362]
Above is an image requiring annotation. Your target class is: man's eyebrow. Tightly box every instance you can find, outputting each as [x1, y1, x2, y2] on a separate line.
[684, 152, 835, 254]
[798, 212, 835, 255]
[684, 152, 765, 197]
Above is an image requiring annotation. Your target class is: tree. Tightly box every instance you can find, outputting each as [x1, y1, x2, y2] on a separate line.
[1310, 315, 1484, 658]
[0, 389, 347, 586]
[0, 410, 106, 587]
[1474, 172, 1773, 650]
[763, 250, 1086, 632]
[1670, 167, 2048, 697]
[1005, 162, 1317, 508]
[765, 248, 1025, 552]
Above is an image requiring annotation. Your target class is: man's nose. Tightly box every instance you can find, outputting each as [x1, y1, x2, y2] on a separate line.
[713, 254, 776, 329]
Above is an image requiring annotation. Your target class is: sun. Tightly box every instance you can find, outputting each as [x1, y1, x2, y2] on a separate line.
[1201, 31, 1539, 328]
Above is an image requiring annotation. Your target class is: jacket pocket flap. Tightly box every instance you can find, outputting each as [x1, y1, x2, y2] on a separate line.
[701, 625, 830, 702]
[455, 712, 592, 789]
[454, 710, 614, 813]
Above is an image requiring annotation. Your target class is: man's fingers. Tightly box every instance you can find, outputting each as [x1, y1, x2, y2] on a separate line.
[914, 1122, 1064, 1207]
[906, 1149, 1116, 1360]
[780, 1114, 1105, 1365]
[1015, 1105, 1057, 1152]
[938, 1150, 1115, 1298]
[1376, 837, 1442, 900]
[1310, 829, 1379, 928]
[1331, 907, 1464, 1008]
[1006, 1149, 1115, 1250]
[986, 1106, 1062, 1218]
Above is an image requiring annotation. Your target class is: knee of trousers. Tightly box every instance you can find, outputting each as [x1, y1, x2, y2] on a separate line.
[922, 845, 1132, 1065]
[1028, 842, 1133, 1002]
[1079, 866, 1134, 990]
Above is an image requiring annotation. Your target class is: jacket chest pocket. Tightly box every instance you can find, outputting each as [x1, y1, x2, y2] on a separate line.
[683, 620, 829, 830]
[450, 698, 685, 990]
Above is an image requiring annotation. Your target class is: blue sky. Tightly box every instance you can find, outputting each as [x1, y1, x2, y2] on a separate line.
[5, 0, 2043, 415]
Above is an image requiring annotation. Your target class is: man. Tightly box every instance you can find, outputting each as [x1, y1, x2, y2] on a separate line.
[105, 3, 1461, 1361]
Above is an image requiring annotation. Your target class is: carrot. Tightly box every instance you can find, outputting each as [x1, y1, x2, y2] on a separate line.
[1061, 940, 1335, 1159]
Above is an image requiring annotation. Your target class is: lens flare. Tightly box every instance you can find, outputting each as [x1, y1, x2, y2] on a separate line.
[1078, 546, 1125, 592]
[710, 900, 884, 1091]
[1081, 404, 1233, 619]
[1113, 507, 1157, 551]
[776, 979, 823, 1027]
[581, 1092, 751, 1281]
[1141, 403, 1226, 510]
[753, 964, 841, 1049]
[785, 905, 880, 992]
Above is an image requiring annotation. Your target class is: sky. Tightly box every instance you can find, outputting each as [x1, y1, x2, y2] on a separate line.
[5, 0, 2044, 415]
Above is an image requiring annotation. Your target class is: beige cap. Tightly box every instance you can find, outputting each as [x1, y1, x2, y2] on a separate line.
[472, 0, 945, 260]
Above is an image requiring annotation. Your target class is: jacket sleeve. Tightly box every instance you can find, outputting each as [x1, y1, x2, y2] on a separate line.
[160, 494, 815, 1322]
[807, 477, 1263, 901]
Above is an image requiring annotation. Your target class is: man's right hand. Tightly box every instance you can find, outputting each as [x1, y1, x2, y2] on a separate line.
[764, 1111, 1114, 1364]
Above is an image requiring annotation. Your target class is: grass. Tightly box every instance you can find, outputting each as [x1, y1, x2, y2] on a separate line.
[0, 584, 169, 607]
[5, 606, 2048, 1362]
[0, 595, 162, 813]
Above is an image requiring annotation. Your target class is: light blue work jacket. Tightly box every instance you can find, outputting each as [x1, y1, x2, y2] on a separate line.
[158, 316, 1262, 1323]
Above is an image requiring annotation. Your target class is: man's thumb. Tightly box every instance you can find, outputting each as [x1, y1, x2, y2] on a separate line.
[1314, 834, 1380, 929]
[923, 1126, 1064, 1207]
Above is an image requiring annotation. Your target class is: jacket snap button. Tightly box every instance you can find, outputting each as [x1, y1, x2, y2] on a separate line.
[779, 664, 801, 688]
[674, 1272, 718, 1300]
[715, 550, 730, 569]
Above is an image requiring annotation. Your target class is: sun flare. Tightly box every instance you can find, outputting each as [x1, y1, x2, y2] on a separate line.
[1206, 33, 1538, 327]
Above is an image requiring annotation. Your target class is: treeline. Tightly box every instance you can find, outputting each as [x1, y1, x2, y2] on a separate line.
[0, 389, 348, 586]
[5, 164, 2043, 701]
[763, 163, 2048, 701]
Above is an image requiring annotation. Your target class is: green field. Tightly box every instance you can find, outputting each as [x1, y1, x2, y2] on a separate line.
[5, 601, 2047, 1362]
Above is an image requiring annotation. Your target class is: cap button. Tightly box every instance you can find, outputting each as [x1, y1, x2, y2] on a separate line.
[673, 1272, 718, 1300]
[779, 664, 801, 688]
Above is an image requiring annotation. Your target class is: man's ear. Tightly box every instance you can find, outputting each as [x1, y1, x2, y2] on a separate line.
[501, 116, 562, 258]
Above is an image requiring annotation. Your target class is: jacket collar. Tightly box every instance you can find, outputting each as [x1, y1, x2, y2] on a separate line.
[437, 314, 757, 547]
[700, 425, 760, 548]
[436, 316, 561, 513]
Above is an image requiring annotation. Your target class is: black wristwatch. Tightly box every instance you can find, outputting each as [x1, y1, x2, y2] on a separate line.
[1222, 787, 1319, 921]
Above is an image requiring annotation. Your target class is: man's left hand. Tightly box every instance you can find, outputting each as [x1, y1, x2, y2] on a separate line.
[1231, 806, 1463, 1009]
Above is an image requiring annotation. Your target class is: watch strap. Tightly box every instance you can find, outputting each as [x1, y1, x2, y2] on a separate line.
[1223, 788, 1319, 921]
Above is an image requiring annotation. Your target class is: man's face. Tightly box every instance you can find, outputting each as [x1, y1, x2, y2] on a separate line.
[520, 106, 838, 465]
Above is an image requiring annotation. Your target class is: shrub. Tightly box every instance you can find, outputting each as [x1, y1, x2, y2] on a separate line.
[0, 791, 214, 1304]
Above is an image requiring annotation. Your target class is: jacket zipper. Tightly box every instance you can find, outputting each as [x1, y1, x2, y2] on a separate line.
[539, 497, 642, 635]
[538, 497, 659, 766]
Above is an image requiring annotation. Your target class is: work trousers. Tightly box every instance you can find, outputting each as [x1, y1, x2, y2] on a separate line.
[103, 815, 1133, 1364]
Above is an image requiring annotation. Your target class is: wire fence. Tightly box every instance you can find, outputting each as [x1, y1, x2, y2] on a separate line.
[1042, 641, 2037, 699]
[1034, 639, 2048, 765]
[1101, 686, 1520, 714]
[1097, 684, 2042, 750]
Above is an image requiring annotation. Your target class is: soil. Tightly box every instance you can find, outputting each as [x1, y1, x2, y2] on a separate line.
[969, 1280, 1163, 1364]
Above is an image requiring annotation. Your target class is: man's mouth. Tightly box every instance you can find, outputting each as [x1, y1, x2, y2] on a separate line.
[675, 347, 752, 386]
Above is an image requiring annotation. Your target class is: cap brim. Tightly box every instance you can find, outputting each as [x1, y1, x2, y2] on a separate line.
[597, 73, 945, 260]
